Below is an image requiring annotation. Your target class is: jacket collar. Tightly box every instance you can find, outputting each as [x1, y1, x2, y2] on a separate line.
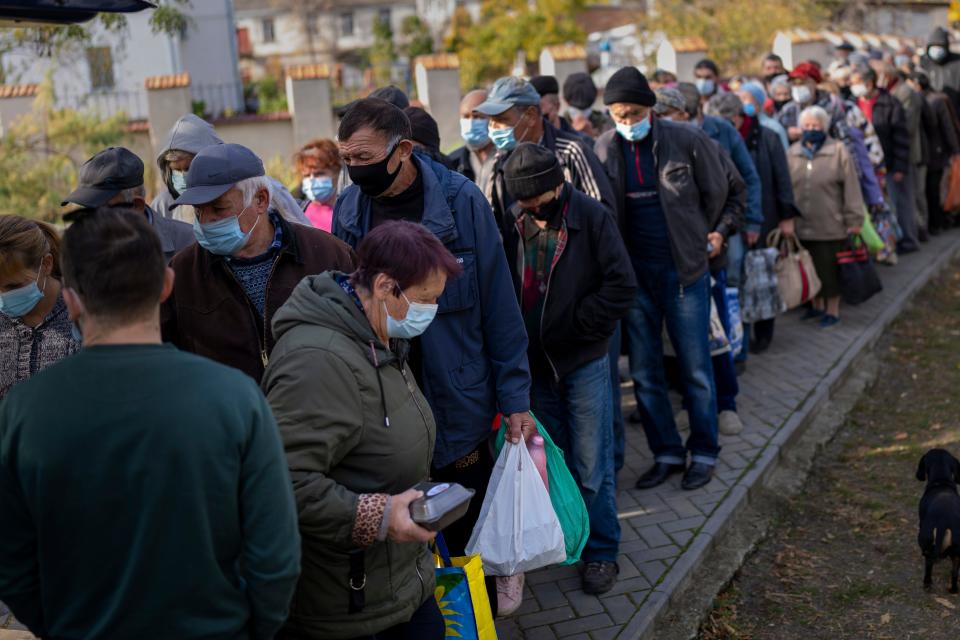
[789, 137, 838, 158]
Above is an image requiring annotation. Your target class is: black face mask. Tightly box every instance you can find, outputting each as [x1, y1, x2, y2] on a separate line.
[525, 186, 566, 221]
[347, 143, 402, 197]
[773, 99, 790, 112]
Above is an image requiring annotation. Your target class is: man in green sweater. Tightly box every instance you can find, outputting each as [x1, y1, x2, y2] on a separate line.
[0, 207, 301, 639]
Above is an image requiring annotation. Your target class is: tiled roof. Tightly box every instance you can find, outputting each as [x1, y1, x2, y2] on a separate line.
[0, 84, 38, 99]
[287, 63, 336, 80]
[124, 119, 150, 133]
[144, 73, 190, 90]
[780, 29, 826, 44]
[543, 44, 587, 61]
[669, 36, 708, 53]
[415, 53, 459, 70]
[210, 112, 293, 126]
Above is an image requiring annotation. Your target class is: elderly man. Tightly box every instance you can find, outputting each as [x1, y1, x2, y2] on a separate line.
[161, 143, 355, 382]
[447, 89, 495, 184]
[62, 146, 193, 262]
[476, 76, 616, 233]
[331, 97, 532, 616]
[594, 67, 746, 491]
[530, 75, 563, 129]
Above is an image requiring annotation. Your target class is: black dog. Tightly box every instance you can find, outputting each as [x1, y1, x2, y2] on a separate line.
[916, 448, 960, 592]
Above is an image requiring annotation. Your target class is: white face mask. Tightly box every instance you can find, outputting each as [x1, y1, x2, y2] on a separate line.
[791, 85, 813, 105]
[850, 83, 869, 98]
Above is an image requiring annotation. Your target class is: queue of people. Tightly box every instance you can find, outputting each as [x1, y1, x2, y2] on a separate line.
[3, 29, 960, 639]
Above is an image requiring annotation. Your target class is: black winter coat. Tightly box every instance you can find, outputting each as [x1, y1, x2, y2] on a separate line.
[868, 90, 912, 175]
[925, 91, 960, 171]
[742, 118, 799, 244]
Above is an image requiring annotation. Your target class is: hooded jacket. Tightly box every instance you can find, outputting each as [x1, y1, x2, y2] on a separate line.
[334, 154, 531, 469]
[921, 27, 960, 112]
[262, 273, 435, 640]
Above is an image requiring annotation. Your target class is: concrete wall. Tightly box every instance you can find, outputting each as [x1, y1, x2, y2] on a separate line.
[213, 116, 297, 168]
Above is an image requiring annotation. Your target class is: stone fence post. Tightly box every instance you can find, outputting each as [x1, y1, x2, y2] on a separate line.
[285, 64, 336, 144]
[539, 44, 587, 109]
[145, 73, 192, 160]
[0, 84, 39, 136]
[656, 36, 708, 82]
[414, 53, 461, 152]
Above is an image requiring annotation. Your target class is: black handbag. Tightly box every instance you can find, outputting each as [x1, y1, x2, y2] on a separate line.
[836, 236, 883, 305]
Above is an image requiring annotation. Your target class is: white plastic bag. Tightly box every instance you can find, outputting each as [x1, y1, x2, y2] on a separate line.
[465, 440, 566, 577]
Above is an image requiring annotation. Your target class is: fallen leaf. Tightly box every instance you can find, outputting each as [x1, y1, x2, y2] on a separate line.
[895, 432, 909, 440]
[935, 597, 956, 610]
[880, 613, 891, 624]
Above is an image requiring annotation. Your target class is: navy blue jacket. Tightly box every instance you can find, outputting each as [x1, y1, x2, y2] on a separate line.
[333, 154, 532, 468]
[700, 115, 764, 232]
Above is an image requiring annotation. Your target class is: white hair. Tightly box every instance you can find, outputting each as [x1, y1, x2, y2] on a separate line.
[237, 175, 273, 208]
[799, 105, 831, 131]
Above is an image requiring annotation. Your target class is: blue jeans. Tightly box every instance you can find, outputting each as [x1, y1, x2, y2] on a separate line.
[531, 355, 620, 563]
[889, 167, 919, 251]
[609, 321, 625, 473]
[627, 264, 720, 466]
[725, 234, 749, 361]
[711, 270, 739, 413]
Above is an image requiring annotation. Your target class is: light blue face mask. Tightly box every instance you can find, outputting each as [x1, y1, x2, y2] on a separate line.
[460, 118, 490, 148]
[695, 78, 716, 96]
[0, 264, 45, 319]
[616, 116, 651, 142]
[193, 206, 259, 256]
[567, 107, 591, 120]
[385, 289, 438, 339]
[743, 102, 758, 117]
[489, 125, 518, 151]
[302, 176, 334, 203]
[171, 170, 188, 194]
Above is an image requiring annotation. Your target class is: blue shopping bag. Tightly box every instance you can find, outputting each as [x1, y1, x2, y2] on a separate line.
[434, 534, 497, 639]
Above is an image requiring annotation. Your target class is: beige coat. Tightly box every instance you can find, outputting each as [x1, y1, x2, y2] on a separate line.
[788, 138, 865, 241]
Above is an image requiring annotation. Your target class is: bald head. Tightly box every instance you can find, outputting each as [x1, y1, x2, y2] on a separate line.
[460, 90, 488, 118]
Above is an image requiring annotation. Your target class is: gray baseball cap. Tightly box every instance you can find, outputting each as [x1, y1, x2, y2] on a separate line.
[475, 76, 542, 116]
[653, 87, 688, 115]
[61, 147, 144, 208]
[171, 143, 264, 208]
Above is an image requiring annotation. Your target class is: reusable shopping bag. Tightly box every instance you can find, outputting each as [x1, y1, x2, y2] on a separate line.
[860, 210, 885, 254]
[433, 534, 497, 640]
[741, 247, 786, 323]
[466, 439, 566, 576]
[836, 236, 883, 305]
[767, 230, 822, 310]
[725, 287, 744, 357]
[493, 414, 589, 565]
[944, 155, 960, 213]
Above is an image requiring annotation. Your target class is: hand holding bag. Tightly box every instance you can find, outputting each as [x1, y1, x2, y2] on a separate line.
[836, 235, 883, 305]
[767, 230, 822, 309]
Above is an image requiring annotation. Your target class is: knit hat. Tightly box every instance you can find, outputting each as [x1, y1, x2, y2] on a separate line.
[789, 61, 823, 84]
[503, 143, 564, 201]
[706, 92, 743, 121]
[369, 85, 410, 109]
[563, 72, 598, 109]
[603, 66, 656, 107]
[740, 82, 767, 111]
[403, 107, 441, 152]
[675, 83, 701, 117]
[530, 75, 560, 97]
[653, 87, 686, 115]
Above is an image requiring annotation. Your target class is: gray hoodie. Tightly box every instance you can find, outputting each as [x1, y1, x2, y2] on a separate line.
[152, 114, 312, 227]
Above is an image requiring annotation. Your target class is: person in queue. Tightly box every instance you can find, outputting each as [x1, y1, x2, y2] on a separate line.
[762, 53, 787, 84]
[294, 138, 341, 232]
[0, 207, 300, 639]
[501, 143, 636, 595]
[0, 216, 78, 400]
[788, 106, 865, 328]
[531, 75, 564, 129]
[331, 98, 533, 616]
[910, 70, 960, 234]
[563, 72, 613, 138]
[694, 58, 723, 104]
[738, 81, 790, 151]
[921, 27, 960, 111]
[404, 106, 458, 170]
[769, 75, 794, 114]
[263, 221, 462, 640]
[594, 67, 746, 491]
[161, 143, 355, 382]
[448, 89, 495, 184]
[62, 146, 193, 262]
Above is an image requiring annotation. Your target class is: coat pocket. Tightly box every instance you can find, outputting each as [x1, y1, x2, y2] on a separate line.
[438, 250, 477, 313]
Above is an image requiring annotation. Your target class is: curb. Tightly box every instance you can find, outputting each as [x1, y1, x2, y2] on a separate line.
[622, 235, 960, 640]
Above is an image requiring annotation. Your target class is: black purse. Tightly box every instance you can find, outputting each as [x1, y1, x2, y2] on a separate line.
[836, 235, 883, 305]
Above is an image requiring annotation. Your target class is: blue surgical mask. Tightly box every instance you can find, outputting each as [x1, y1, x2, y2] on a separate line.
[489, 125, 517, 151]
[895, 54, 911, 68]
[743, 102, 758, 117]
[192, 206, 259, 256]
[695, 78, 716, 96]
[302, 176, 334, 203]
[616, 116, 651, 142]
[0, 264, 45, 319]
[567, 106, 591, 120]
[385, 289, 438, 339]
[929, 46, 947, 62]
[170, 170, 188, 194]
[460, 118, 489, 148]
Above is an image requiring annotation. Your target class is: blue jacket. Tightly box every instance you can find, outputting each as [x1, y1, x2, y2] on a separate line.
[333, 154, 531, 468]
[700, 115, 763, 232]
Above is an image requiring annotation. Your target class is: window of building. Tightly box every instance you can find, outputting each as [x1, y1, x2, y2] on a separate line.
[262, 17, 275, 43]
[307, 12, 319, 36]
[340, 12, 354, 36]
[85, 46, 114, 90]
[378, 8, 391, 26]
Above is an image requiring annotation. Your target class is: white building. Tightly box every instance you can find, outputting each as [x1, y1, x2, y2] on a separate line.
[3, 1, 243, 120]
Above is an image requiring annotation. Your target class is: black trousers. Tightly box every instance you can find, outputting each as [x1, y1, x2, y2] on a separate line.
[346, 596, 445, 640]
[753, 318, 775, 344]
[928, 168, 946, 233]
[432, 441, 499, 617]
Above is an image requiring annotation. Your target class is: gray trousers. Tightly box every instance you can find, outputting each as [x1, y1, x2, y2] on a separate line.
[889, 165, 919, 250]
[915, 164, 929, 229]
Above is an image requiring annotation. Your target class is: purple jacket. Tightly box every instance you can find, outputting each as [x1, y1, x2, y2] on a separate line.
[844, 126, 885, 207]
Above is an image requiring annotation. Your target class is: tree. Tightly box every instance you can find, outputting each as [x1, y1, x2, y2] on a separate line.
[370, 17, 396, 87]
[400, 15, 434, 60]
[641, 0, 825, 73]
[0, 78, 126, 223]
[451, 0, 586, 90]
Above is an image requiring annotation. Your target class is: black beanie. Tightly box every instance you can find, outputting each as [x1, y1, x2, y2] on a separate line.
[403, 107, 441, 152]
[563, 72, 598, 109]
[503, 143, 565, 201]
[603, 66, 656, 107]
[370, 85, 410, 109]
[530, 75, 560, 97]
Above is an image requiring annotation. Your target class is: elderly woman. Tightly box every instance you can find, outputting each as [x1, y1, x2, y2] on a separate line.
[262, 220, 462, 640]
[788, 106, 865, 328]
[294, 138, 342, 232]
[0, 215, 79, 400]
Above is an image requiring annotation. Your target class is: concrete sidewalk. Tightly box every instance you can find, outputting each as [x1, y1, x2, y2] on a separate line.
[495, 230, 960, 640]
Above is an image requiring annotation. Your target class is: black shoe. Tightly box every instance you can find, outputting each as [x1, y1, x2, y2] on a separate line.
[801, 307, 825, 321]
[930, 227, 943, 236]
[735, 360, 747, 376]
[628, 409, 643, 424]
[582, 561, 619, 595]
[919, 227, 930, 242]
[750, 336, 771, 354]
[635, 462, 685, 489]
[681, 462, 714, 490]
[899, 243, 920, 254]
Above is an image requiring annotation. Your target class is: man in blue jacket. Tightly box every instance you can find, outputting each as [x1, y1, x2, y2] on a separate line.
[332, 98, 533, 613]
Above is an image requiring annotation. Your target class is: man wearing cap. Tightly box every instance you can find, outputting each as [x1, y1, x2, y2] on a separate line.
[62, 147, 193, 262]
[502, 143, 636, 595]
[563, 72, 613, 139]
[161, 143, 356, 381]
[829, 41, 856, 75]
[448, 89, 495, 184]
[531, 75, 563, 129]
[594, 67, 746, 491]
[476, 76, 616, 233]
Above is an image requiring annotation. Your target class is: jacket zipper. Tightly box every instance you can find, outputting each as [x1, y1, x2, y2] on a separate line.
[539, 219, 567, 384]
[260, 255, 282, 367]
[400, 362, 431, 474]
[223, 265, 271, 368]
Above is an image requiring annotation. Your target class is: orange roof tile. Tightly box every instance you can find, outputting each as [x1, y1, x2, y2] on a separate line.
[670, 36, 708, 53]
[544, 44, 587, 61]
[144, 73, 190, 90]
[415, 53, 459, 70]
[287, 64, 337, 80]
[0, 84, 38, 99]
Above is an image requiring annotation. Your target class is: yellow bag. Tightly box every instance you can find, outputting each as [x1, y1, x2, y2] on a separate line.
[434, 534, 497, 639]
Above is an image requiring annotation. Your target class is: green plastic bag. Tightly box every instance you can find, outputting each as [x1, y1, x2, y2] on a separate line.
[861, 209, 885, 253]
[494, 414, 589, 565]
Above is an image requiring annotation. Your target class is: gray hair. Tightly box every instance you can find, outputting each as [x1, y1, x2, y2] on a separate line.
[799, 105, 831, 130]
[115, 184, 146, 203]
[163, 149, 194, 164]
[237, 175, 273, 208]
[705, 92, 743, 121]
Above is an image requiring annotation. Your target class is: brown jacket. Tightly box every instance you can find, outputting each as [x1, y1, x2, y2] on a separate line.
[789, 138, 865, 242]
[162, 214, 356, 381]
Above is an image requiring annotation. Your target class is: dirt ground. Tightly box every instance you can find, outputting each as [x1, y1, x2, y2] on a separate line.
[698, 263, 960, 640]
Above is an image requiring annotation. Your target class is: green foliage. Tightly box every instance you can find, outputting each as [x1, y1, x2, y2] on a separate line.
[254, 77, 288, 114]
[370, 18, 396, 87]
[400, 15, 433, 60]
[0, 78, 126, 223]
[452, 0, 586, 90]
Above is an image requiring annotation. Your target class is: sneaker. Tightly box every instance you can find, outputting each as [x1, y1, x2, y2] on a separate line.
[496, 573, 525, 616]
[582, 561, 619, 595]
[819, 314, 840, 329]
[801, 307, 825, 321]
[718, 410, 744, 435]
[675, 410, 690, 431]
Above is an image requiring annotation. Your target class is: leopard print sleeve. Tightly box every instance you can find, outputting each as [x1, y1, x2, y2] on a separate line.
[352, 493, 389, 548]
